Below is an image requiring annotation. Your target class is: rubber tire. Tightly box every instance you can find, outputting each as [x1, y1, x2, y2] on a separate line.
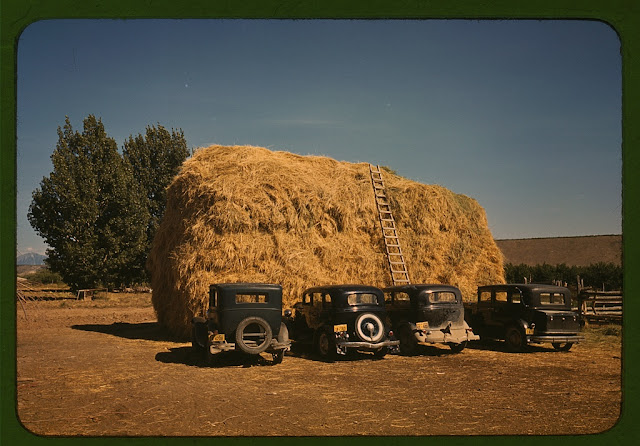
[271, 349, 285, 365]
[552, 342, 573, 352]
[277, 322, 289, 344]
[354, 313, 384, 343]
[191, 324, 205, 353]
[398, 323, 418, 356]
[204, 340, 219, 366]
[505, 326, 526, 352]
[316, 330, 337, 362]
[449, 341, 467, 353]
[235, 317, 272, 354]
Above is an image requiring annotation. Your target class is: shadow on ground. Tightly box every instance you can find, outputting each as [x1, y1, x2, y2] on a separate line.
[155, 347, 284, 368]
[466, 339, 559, 353]
[71, 322, 177, 342]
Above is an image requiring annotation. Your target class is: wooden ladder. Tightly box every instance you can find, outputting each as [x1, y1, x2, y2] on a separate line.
[369, 164, 411, 285]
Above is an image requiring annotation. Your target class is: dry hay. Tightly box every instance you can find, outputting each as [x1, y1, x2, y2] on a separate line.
[148, 145, 504, 338]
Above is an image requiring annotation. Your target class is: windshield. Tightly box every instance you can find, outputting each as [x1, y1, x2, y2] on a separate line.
[346, 293, 379, 306]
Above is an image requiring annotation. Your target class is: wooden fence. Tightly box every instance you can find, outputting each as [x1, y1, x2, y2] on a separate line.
[578, 290, 622, 323]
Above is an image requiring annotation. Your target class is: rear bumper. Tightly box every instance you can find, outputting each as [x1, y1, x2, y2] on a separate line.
[416, 327, 480, 345]
[528, 334, 584, 344]
[336, 339, 400, 351]
[209, 339, 291, 355]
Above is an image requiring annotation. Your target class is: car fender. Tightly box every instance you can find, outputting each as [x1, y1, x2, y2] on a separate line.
[512, 318, 533, 333]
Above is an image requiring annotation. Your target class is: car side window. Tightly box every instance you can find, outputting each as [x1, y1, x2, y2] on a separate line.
[479, 291, 492, 302]
[509, 290, 522, 304]
[495, 291, 508, 303]
[322, 293, 332, 309]
[303, 293, 312, 305]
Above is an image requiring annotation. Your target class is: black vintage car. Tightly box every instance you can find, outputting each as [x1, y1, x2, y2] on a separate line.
[465, 284, 584, 351]
[384, 284, 479, 354]
[285, 285, 399, 361]
[191, 283, 291, 364]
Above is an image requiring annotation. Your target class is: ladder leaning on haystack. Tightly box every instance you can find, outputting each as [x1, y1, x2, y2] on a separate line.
[369, 164, 411, 286]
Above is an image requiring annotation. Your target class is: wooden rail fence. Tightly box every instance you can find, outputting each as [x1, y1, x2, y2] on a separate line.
[578, 290, 622, 323]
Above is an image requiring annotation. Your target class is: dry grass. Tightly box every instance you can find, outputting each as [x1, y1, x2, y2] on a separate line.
[148, 145, 504, 338]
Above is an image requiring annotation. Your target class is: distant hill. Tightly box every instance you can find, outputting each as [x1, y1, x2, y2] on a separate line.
[16, 252, 47, 266]
[495, 235, 622, 267]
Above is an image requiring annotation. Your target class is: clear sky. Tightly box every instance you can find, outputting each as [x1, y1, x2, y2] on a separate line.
[16, 19, 622, 256]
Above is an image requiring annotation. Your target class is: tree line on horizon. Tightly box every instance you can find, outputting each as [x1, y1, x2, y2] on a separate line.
[28, 115, 189, 291]
[504, 262, 622, 291]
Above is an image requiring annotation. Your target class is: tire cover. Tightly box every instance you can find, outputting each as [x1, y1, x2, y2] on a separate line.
[235, 317, 272, 354]
[355, 313, 384, 343]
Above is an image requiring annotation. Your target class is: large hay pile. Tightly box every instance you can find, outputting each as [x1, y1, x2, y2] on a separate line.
[148, 145, 504, 338]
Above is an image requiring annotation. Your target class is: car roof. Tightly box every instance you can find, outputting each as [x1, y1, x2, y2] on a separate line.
[302, 284, 383, 294]
[211, 283, 282, 292]
[383, 284, 460, 293]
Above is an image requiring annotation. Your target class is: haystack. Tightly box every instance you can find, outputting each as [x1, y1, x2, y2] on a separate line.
[148, 145, 504, 338]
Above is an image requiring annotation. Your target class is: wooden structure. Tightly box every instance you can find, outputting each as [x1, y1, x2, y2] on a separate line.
[578, 290, 622, 324]
[369, 164, 410, 285]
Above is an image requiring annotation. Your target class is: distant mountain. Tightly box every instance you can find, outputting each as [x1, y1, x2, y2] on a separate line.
[16, 252, 47, 265]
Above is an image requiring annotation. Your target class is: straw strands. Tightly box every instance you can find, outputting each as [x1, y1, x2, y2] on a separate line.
[148, 145, 504, 338]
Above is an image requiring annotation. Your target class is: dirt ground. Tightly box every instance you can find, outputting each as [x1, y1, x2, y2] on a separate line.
[15, 296, 622, 437]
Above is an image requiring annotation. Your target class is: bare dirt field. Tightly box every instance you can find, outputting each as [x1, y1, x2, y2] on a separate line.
[15, 295, 622, 437]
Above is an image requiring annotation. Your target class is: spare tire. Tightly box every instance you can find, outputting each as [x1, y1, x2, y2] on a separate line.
[354, 313, 384, 343]
[235, 317, 273, 354]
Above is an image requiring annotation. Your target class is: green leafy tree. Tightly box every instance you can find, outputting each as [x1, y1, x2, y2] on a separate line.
[123, 124, 189, 275]
[28, 115, 149, 290]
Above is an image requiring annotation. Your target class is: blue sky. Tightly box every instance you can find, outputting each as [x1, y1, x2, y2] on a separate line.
[16, 19, 622, 255]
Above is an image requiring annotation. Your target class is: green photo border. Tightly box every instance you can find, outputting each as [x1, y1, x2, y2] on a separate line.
[1, 1, 637, 445]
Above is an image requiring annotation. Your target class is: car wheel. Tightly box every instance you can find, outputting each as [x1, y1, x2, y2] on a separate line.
[448, 341, 467, 353]
[372, 346, 388, 359]
[235, 317, 273, 354]
[398, 324, 418, 356]
[552, 342, 573, 352]
[316, 330, 337, 362]
[505, 326, 526, 352]
[354, 313, 384, 343]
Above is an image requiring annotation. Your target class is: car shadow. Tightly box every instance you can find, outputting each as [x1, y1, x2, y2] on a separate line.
[71, 321, 178, 343]
[155, 347, 284, 368]
[466, 339, 558, 353]
[285, 345, 393, 363]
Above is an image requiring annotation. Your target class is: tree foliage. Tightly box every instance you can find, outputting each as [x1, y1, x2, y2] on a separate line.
[28, 116, 150, 290]
[504, 262, 622, 290]
[123, 124, 189, 268]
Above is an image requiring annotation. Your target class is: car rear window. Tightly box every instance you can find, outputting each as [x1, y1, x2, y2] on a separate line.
[347, 293, 379, 305]
[235, 293, 269, 304]
[539, 292, 565, 305]
[429, 291, 457, 303]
